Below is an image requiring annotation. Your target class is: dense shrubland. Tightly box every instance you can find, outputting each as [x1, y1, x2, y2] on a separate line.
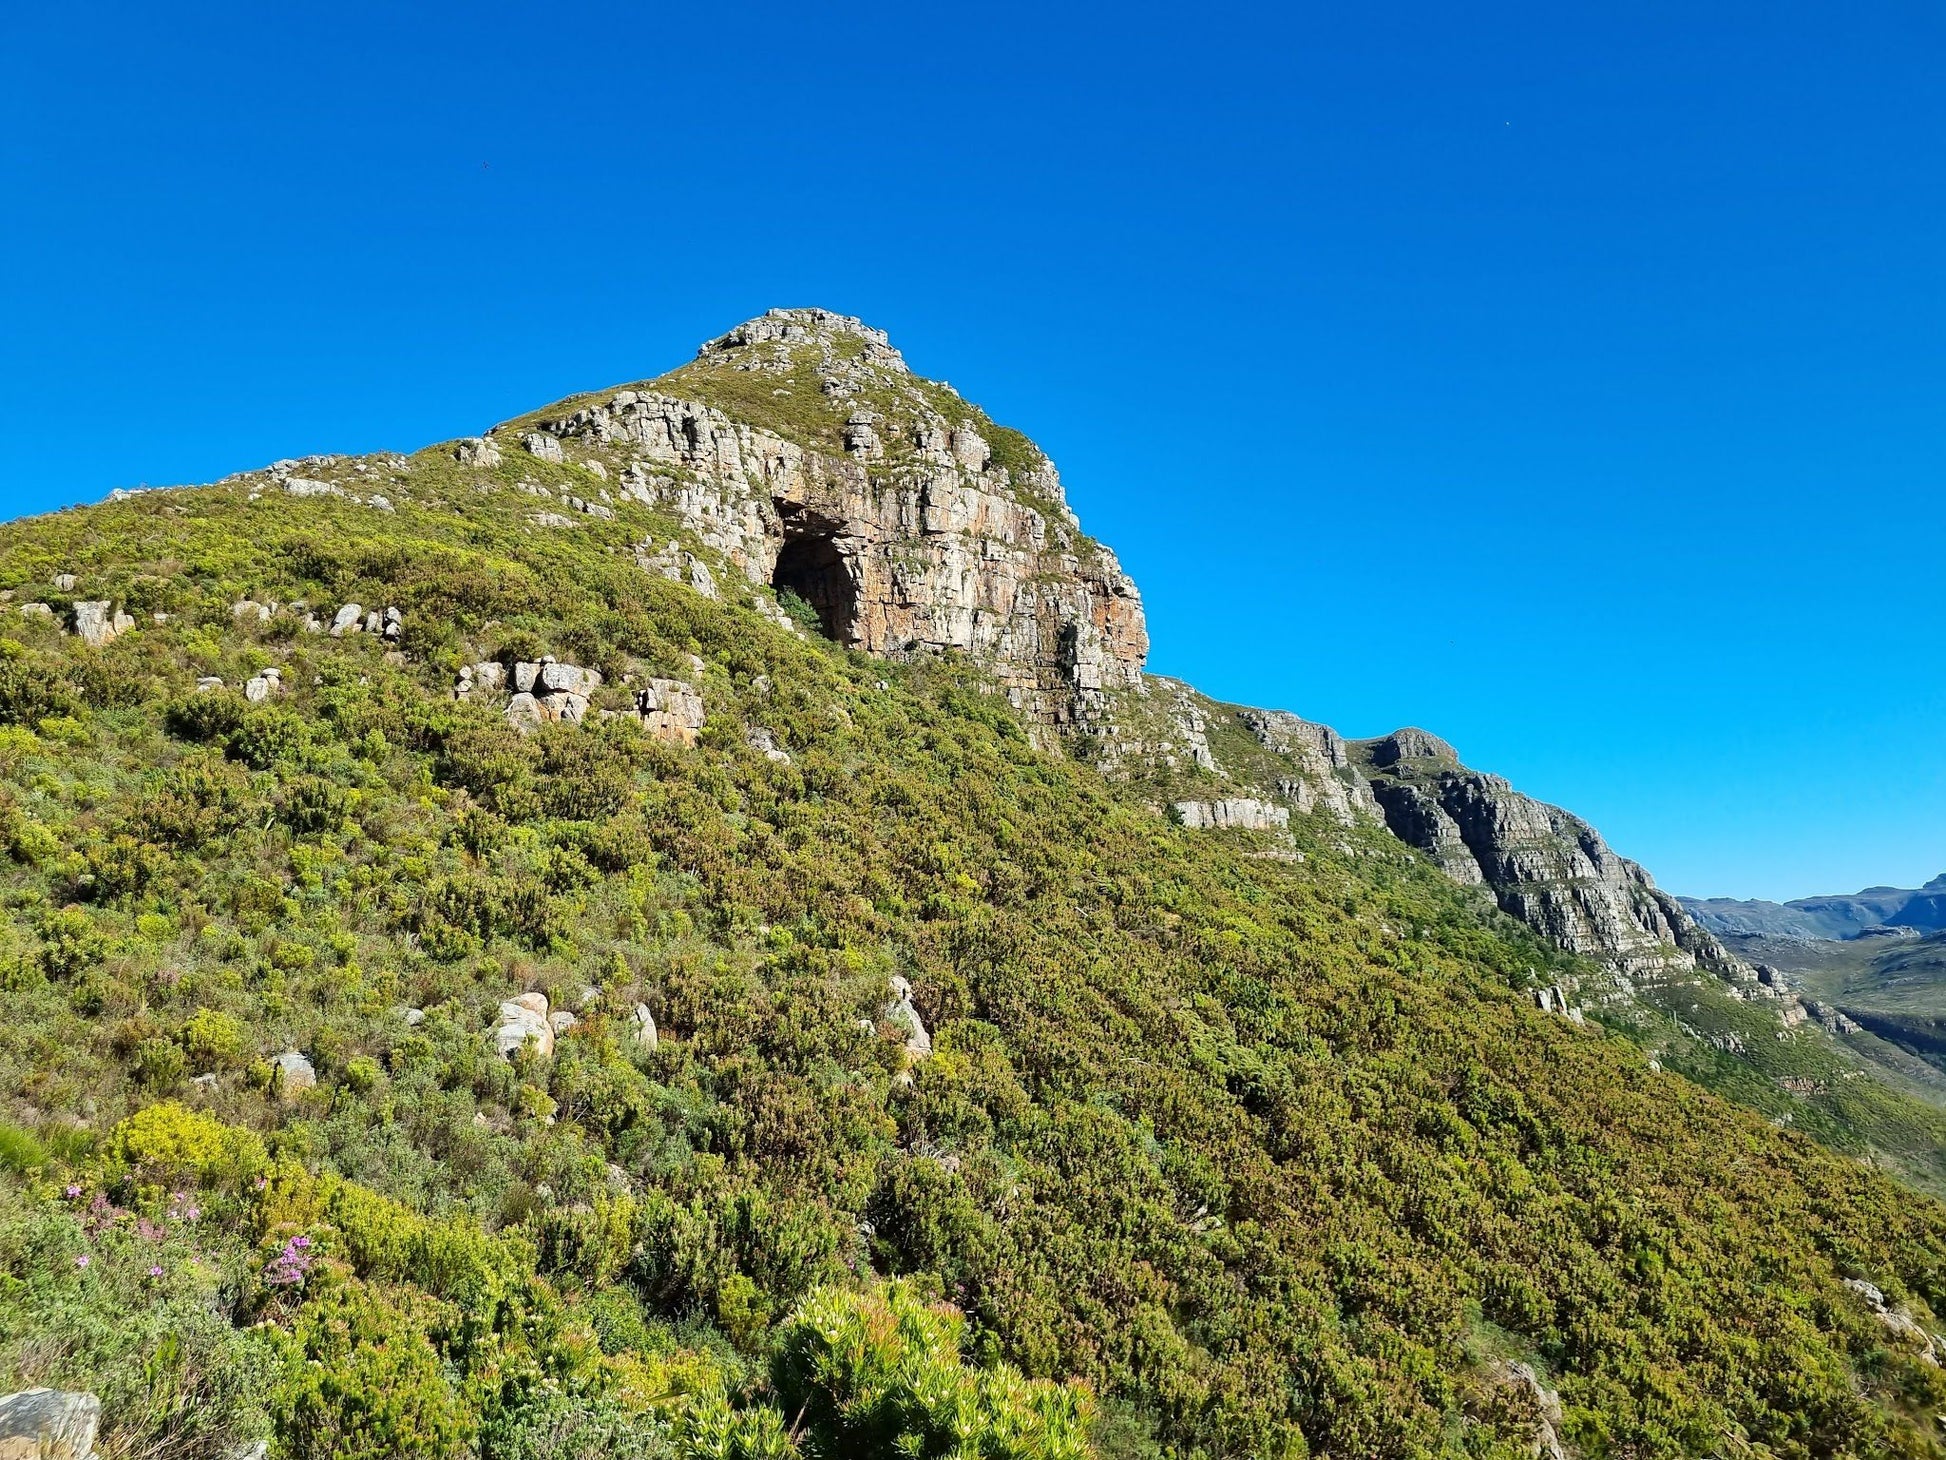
[1, 469, 1945, 1457]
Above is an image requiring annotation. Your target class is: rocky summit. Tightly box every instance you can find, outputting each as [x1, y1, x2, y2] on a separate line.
[8, 309, 1946, 1460]
[494, 308, 1147, 732]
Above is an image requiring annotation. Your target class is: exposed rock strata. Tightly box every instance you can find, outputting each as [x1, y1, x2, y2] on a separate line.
[489, 309, 1147, 730]
[1354, 729, 1765, 990]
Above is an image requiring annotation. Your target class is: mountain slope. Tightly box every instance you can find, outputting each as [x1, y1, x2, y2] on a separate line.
[3, 313, 1946, 1459]
[1683, 876, 1946, 940]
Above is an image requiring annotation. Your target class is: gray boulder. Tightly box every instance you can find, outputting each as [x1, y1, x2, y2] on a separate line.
[520, 431, 563, 463]
[272, 1049, 316, 1098]
[495, 993, 555, 1059]
[0, 1388, 100, 1460]
[72, 601, 134, 647]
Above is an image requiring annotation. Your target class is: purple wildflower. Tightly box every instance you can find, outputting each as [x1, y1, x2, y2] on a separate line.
[148, 1265, 164, 1279]
[262, 1234, 315, 1288]
[64, 1184, 82, 1200]
[74, 1254, 89, 1268]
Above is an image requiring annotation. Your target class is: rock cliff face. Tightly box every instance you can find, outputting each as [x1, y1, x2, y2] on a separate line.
[490, 309, 1146, 731]
[1350, 729, 1768, 993]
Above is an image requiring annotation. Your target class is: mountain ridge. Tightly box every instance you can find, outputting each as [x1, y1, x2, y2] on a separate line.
[6, 307, 1946, 1458]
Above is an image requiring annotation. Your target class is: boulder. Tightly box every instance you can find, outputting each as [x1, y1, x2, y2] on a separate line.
[539, 662, 602, 698]
[520, 431, 563, 463]
[330, 603, 363, 636]
[746, 727, 792, 764]
[882, 976, 932, 1059]
[548, 1010, 578, 1036]
[631, 678, 706, 747]
[505, 693, 548, 736]
[72, 601, 134, 647]
[455, 436, 502, 468]
[273, 1049, 316, 1098]
[495, 996, 555, 1060]
[17, 603, 54, 622]
[0, 1388, 100, 1460]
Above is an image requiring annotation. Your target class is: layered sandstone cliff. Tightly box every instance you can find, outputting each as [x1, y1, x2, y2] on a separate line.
[1351, 729, 1767, 994]
[488, 309, 1147, 731]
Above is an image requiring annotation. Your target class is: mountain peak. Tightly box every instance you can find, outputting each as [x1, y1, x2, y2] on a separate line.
[698, 307, 910, 375]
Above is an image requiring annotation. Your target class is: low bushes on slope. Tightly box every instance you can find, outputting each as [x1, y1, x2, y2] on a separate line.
[0, 477, 1944, 1457]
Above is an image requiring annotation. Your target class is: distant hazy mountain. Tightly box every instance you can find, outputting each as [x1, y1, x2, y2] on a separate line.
[1681, 874, 1946, 939]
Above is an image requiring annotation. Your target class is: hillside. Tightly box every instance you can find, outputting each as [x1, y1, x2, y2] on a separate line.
[1682, 876, 1946, 940]
[4, 311, 1946, 1459]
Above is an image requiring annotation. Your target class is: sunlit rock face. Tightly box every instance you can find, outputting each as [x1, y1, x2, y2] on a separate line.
[514, 308, 1147, 731]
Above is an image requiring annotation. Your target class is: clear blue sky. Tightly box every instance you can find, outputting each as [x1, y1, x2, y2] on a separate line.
[3, 2, 1941, 901]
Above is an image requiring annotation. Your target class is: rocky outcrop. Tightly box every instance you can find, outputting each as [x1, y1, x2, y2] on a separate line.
[1172, 797, 1290, 832]
[484, 309, 1146, 731]
[72, 600, 134, 647]
[882, 975, 931, 1059]
[1355, 730, 1764, 991]
[1237, 709, 1377, 826]
[0, 1388, 99, 1460]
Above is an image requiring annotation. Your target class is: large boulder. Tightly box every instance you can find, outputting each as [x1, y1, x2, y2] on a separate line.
[0, 1388, 99, 1460]
[71, 601, 134, 647]
[495, 994, 555, 1059]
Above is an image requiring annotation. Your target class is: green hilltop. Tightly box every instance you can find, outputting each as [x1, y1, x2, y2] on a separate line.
[2, 316, 1945, 1459]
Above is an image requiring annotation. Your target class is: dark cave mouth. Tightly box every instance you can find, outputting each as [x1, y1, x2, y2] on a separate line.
[771, 531, 858, 643]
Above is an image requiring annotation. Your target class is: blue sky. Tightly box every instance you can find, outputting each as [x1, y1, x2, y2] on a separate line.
[2, 2, 1941, 900]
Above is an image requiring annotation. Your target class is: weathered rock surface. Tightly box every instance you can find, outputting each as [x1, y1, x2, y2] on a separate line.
[71, 600, 134, 647]
[1236, 709, 1377, 826]
[495, 993, 555, 1059]
[632, 1003, 658, 1050]
[272, 1049, 316, 1098]
[489, 309, 1146, 731]
[621, 677, 705, 746]
[1355, 731, 1766, 991]
[1172, 797, 1290, 832]
[0, 1388, 100, 1460]
[882, 975, 931, 1059]
[1844, 1278, 1941, 1363]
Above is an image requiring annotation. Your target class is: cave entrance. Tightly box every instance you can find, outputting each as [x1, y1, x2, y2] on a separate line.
[771, 528, 858, 644]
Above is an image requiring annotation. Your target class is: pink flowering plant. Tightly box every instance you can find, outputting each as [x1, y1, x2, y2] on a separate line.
[262, 1233, 315, 1288]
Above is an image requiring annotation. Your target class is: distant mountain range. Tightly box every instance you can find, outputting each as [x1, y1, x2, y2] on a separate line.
[1681, 875, 1946, 940]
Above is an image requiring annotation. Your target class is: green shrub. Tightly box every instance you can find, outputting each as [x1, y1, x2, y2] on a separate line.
[0, 1120, 47, 1175]
[770, 1283, 1092, 1460]
[181, 1009, 248, 1072]
[271, 1284, 473, 1460]
[107, 1102, 266, 1187]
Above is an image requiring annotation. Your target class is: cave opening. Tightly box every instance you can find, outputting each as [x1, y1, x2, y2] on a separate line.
[771, 530, 858, 644]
